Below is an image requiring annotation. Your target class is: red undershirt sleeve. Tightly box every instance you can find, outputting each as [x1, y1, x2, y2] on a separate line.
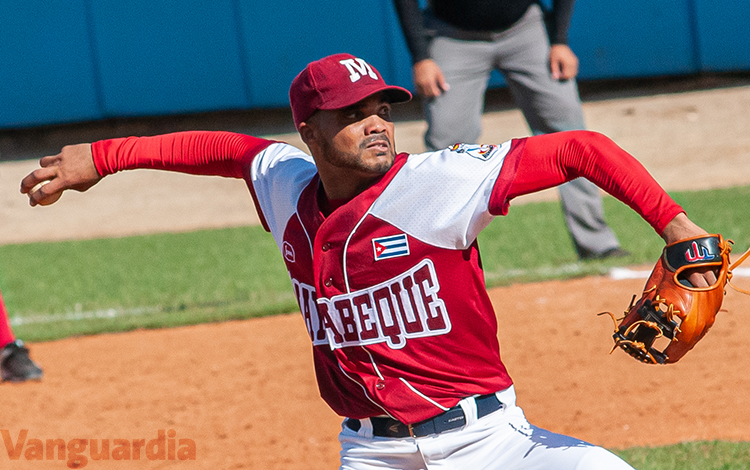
[91, 131, 275, 179]
[490, 130, 683, 235]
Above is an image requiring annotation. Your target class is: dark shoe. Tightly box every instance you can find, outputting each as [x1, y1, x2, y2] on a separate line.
[579, 247, 631, 261]
[1, 340, 43, 382]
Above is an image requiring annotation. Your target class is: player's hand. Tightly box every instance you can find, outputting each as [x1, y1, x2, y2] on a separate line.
[549, 44, 579, 81]
[20, 143, 101, 206]
[661, 212, 717, 287]
[412, 59, 450, 98]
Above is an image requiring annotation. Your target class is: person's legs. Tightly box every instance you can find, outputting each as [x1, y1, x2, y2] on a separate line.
[421, 388, 633, 469]
[0, 287, 43, 382]
[339, 419, 427, 470]
[493, 4, 623, 258]
[558, 178, 625, 259]
[0, 288, 16, 347]
[423, 37, 495, 151]
[339, 387, 634, 470]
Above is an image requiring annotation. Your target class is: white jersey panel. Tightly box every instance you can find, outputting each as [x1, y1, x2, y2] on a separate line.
[369, 142, 512, 250]
[250, 142, 317, 247]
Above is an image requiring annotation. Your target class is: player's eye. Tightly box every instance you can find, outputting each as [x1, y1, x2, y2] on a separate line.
[342, 108, 361, 120]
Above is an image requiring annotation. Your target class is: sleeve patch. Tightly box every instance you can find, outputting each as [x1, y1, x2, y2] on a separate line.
[448, 143, 499, 161]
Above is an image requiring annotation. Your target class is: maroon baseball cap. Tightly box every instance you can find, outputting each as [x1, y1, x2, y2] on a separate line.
[289, 53, 412, 129]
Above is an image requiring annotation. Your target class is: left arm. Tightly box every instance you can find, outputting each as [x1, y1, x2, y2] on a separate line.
[496, 131, 714, 285]
[502, 131, 683, 236]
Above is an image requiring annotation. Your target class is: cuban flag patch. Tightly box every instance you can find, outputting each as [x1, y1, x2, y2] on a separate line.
[373, 234, 410, 261]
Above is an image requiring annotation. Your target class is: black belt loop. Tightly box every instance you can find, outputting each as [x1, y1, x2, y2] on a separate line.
[345, 393, 503, 438]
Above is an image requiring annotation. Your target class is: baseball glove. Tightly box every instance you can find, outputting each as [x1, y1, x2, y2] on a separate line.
[601, 234, 750, 364]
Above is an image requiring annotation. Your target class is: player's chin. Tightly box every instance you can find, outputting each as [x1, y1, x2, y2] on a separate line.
[364, 151, 395, 174]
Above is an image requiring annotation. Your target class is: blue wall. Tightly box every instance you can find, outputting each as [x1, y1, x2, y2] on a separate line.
[1, 0, 747, 129]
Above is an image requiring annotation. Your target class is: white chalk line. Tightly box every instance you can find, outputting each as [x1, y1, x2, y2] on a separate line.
[484, 263, 605, 282]
[11, 306, 160, 326]
[11, 268, 750, 326]
[610, 267, 750, 280]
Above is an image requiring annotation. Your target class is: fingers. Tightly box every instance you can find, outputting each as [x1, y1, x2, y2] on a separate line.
[39, 154, 62, 168]
[550, 60, 562, 81]
[20, 143, 100, 207]
[561, 55, 579, 80]
[685, 266, 719, 288]
[28, 178, 64, 207]
[20, 166, 64, 207]
[550, 57, 578, 81]
[413, 60, 449, 98]
[20, 166, 57, 195]
[549, 45, 579, 81]
[417, 79, 447, 98]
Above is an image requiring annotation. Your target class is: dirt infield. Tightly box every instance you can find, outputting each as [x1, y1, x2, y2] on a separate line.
[2, 83, 750, 469]
[3, 278, 750, 469]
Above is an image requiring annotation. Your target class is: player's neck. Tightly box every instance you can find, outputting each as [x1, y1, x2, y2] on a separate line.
[318, 172, 380, 205]
[317, 182, 354, 217]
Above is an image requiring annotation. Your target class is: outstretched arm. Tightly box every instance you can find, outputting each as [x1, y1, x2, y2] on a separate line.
[499, 130, 714, 285]
[21, 131, 274, 207]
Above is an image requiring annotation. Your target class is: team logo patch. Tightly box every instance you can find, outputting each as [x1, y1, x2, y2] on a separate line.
[339, 57, 379, 83]
[685, 240, 717, 262]
[283, 241, 296, 263]
[449, 143, 498, 161]
[373, 234, 410, 261]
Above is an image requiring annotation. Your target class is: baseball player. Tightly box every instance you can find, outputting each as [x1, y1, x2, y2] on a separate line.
[0, 287, 43, 382]
[22, 54, 714, 469]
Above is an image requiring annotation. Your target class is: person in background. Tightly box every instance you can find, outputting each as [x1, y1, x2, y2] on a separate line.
[393, 0, 630, 259]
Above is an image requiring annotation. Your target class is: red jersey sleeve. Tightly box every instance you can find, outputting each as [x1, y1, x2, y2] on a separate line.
[91, 131, 274, 179]
[490, 130, 683, 235]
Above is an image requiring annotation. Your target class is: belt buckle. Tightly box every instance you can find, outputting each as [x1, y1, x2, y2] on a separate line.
[407, 423, 416, 438]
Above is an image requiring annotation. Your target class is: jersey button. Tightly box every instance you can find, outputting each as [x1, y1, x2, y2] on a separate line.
[376, 381, 385, 390]
[324, 278, 333, 287]
[322, 243, 331, 252]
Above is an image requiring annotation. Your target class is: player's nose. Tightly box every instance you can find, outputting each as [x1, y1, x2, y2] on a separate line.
[362, 113, 388, 135]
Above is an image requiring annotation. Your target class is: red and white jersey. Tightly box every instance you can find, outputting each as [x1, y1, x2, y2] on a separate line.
[92, 130, 683, 424]
[250, 140, 522, 423]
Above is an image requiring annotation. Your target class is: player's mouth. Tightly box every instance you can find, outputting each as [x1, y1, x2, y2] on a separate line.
[363, 135, 391, 153]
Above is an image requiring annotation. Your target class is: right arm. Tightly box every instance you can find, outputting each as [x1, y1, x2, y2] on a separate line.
[20, 131, 274, 207]
[392, 0, 449, 97]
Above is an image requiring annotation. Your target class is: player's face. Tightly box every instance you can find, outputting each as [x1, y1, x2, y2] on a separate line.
[308, 93, 396, 179]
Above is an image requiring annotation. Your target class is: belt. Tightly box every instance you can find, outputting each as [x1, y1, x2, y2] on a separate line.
[345, 393, 503, 438]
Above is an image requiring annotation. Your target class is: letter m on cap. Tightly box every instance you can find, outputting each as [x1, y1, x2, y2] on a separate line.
[340, 58, 378, 83]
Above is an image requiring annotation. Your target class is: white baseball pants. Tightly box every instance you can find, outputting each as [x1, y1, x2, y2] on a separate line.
[338, 386, 634, 470]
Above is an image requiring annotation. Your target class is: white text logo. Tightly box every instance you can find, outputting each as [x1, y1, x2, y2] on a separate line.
[315, 259, 450, 349]
[339, 58, 378, 83]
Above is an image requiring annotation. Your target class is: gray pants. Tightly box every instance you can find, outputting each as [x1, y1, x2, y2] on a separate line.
[423, 4, 620, 257]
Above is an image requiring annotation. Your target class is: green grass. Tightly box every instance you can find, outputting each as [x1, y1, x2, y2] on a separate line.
[615, 440, 750, 469]
[1, 185, 749, 342]
[480, 185, 750, 284]
[0, 227, 298, 341]
[1, 187, 750, 467]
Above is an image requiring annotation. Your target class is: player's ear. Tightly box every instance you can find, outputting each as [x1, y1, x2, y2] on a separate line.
[298, 121, 316, 146]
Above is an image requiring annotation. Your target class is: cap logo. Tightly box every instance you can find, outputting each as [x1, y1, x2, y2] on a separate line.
[339, 58, 378, 83]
